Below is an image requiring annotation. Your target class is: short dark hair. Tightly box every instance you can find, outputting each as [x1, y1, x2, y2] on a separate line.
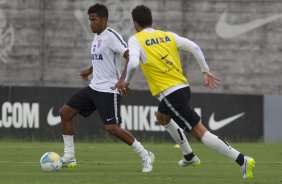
[87, 3, 108, 19]
[131, 5, 152, 27]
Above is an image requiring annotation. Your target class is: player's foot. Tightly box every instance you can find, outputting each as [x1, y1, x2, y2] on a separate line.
[142, 151, 155, 173]
[178, 155, 201, 167]
[61, 155, 77, 168]
[241, 156, 255, 179]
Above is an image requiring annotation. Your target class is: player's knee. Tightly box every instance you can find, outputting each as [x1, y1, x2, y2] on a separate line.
[191, 122, 208, 141]
[155, 111, 171, 125]
[105, 124, 118, 135]
[59, 105, 74, 120]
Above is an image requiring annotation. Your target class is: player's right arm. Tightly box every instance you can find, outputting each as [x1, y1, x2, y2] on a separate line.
[79, 66, 93, 81]
[124, 36, 140, 85]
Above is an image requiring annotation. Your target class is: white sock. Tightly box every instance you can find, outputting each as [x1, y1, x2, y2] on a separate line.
[131, 139, 148, 158]
[164, 121, 193, 155]
[201, 131, 240, 160]
[62, 135, 75, 157]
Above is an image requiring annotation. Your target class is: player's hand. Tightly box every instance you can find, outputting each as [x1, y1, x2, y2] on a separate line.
[202, 71, 221, 89]
[111, 81, 130, 96]
[79, 70, 92, 81]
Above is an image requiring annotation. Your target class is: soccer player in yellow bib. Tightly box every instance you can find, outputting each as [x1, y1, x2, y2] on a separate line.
[115, 5, 255, 179]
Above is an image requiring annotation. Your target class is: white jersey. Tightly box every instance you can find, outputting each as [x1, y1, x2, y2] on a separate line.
[89, 27, 127, 93]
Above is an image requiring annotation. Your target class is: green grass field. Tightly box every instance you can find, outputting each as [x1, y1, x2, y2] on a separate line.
[0, 141, 281, 184]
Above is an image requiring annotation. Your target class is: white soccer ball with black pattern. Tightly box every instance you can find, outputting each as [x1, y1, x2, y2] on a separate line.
[40, 152, 62, 172]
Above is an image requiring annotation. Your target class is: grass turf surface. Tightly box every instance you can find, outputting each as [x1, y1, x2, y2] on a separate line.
[0, 141, 281, 184]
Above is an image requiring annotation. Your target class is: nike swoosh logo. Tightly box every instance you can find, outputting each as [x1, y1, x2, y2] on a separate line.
[47, 108, 61, 126]
[161, 54, 168, 60]
[216, 10, 282, 39]
[208, 112, 245, 131]
[106, 118, 114, 121]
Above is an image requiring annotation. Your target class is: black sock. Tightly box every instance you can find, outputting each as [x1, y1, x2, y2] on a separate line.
[184, 152, 195, 161]
[236, 153, 245, 166]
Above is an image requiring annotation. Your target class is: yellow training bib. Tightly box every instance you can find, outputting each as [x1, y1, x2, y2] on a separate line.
[134, 30, 188, 96]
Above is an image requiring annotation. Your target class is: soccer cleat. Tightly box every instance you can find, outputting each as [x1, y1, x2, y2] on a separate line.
[142, 151, 155, 173]
[61, 155, 77, 168]
[178, 155, 201, 167]
[241, 156, 255, 179]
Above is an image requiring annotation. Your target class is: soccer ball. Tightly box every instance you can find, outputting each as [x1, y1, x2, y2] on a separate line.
[40, 152, 62, 172]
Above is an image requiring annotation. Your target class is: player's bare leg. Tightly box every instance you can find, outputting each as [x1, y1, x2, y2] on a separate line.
[104, 124, 154, 172]
[104, 124, 135, 145]
[59, 105, 79, 168]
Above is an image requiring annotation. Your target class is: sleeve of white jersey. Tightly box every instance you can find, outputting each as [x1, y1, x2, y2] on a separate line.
[125, 36, 140, 83]
[171, 32, 209, 72]
[111, 30, 128, 56]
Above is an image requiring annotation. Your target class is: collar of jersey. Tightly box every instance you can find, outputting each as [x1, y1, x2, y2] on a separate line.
[96, 27, 110, 37]
[142, 28, 155, 32]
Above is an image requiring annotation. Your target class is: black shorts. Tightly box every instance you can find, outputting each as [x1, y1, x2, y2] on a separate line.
[158, 86, 200, 131]
[66, 86, 122, 124]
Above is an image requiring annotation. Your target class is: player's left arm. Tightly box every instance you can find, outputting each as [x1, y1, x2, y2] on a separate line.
[172, 32, 221, 89]
[109, 30, 129, 94]
[114, 55, 139, 95]
[113, 50, 130, 95]
[202, 71, 221, 89]
[114, 37, 140, 95]
[120, 50, 129, 82]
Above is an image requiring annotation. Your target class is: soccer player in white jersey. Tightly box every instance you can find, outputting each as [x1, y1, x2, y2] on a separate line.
[115, 5, 255, 179]
[59, 4, 154, 173]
